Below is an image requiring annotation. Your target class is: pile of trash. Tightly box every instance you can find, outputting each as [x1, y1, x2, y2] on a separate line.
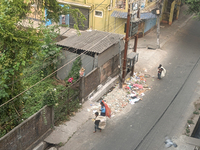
[88, 72, 151, 117]
[124, 72, 151, 105]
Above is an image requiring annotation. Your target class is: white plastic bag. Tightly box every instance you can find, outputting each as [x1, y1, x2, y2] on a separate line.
[161, 67, 166, 78]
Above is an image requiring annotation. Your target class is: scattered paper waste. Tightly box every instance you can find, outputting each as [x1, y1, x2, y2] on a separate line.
[140, 93, 145, 96]
[93, 110, 97, 114]
[87, 72, 152, 117]
[129, 98, 140, 105]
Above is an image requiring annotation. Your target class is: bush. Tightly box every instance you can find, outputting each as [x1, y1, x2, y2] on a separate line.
[193, 111, 199, 115]
[187, 120, 194, 124]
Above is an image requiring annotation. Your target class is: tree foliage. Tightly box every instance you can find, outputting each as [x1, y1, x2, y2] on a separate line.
[0, 0, 43, 103]
[29, 0, 86, 29]
[185, 0, 200, 20]
[0, 0, 84, 137]
[0, 0, 85, 104]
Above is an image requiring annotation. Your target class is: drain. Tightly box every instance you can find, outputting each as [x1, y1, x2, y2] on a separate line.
[191, 116, 200, 139]
[147, 46, 156, 50]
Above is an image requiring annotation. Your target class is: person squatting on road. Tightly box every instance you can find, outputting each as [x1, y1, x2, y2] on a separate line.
[93, 112, 101, 133]
[157, 64, 166, 79]
[100, 101, 106, 116]
[100, 100, 111, 118]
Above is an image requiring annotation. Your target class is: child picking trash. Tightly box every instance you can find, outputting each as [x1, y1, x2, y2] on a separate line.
[93, 112, 101, 133]
[93, 112, 106, 133]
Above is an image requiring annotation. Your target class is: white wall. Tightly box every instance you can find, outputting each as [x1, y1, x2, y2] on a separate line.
[97, 40, 124, 67]
[57, 50, 94, 80]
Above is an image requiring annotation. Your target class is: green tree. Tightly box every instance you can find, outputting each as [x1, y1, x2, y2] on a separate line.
[29, 0, 86, 29]
[0, 0, 86, 104]
[0, 0, 43, 103]
[185, 0, 200, 20]
[0, 0, 85, 137]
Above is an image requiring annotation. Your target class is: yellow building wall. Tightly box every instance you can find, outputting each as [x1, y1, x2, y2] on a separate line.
[60, 0, 159, 35]
[61, 0, 110, 31]
[106, 0, 127, 35]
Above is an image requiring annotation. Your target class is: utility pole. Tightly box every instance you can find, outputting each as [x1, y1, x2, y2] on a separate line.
[133, 0, 140, 53]
[156, 0, 161, 49]
[118, 38, 122, 88]
[122, 2, 131, 82]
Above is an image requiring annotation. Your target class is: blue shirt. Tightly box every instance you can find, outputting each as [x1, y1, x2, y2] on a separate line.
[101, 106, 106, 113]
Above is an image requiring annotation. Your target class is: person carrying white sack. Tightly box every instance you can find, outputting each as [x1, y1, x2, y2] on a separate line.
[93, 112, 106, 133]
[157, 64, 166, 79]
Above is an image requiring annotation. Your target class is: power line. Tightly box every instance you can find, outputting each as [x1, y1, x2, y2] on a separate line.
[0, 0, 106, 75]
[0, 19, 121, 90]
[1, 2, 125, 106]
[0, 47, 83, 89]
[89, 0, 106, 15]
[0, 51, 86, 108]
[0, 33, 113, 108]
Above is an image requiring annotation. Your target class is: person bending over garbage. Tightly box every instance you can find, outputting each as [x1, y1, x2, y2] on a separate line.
[157, 64, 166, 79]
[100, 101, 106, 116]
[100, 100, 111, 118]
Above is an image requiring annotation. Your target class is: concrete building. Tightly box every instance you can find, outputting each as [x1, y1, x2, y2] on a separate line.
[56, 30, 124, 80]
[161, 0, 181, 25]
[26, 0, 181, 36]
[56, 0, 158, 35]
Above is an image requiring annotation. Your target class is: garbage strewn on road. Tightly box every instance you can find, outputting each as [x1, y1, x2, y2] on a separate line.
[88, 72, 151, 117]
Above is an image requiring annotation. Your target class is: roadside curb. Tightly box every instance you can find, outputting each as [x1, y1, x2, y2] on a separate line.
[160, 14, 194, 49]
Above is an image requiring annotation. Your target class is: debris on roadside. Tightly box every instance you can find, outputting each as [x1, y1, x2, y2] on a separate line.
[88, 72, 151, 117]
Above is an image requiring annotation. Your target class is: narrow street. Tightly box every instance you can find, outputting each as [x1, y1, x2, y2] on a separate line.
[59, 17, 200, 150]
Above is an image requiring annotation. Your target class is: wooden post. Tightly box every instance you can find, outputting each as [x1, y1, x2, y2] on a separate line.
[79, 77, 85, 103]
[133, 34, 138, 52]
[157, 14, 160, 49]
[118, 39, 122, 88]
[131, 56, 136, 76]
[122, 3, 131, 82]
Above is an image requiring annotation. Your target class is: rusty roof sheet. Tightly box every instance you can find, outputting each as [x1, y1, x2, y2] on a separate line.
[56, 30, 124, 54]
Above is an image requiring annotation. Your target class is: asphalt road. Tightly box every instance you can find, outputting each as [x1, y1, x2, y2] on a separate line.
[60, 19, 200, 150]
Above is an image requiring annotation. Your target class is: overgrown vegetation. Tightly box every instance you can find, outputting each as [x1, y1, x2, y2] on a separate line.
[185, 0, 200, 20]
[186, 126, 190, 134]
[54, 56, 82, 124]
[193, 110, 199, 115]
[187, 120, 194, 124]
[0, 0, 85, 138]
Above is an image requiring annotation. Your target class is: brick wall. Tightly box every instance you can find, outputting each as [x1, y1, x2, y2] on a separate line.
[0, 106, 53, 150]
[82, 54, 121, 99]
[83, 68, 100, 98]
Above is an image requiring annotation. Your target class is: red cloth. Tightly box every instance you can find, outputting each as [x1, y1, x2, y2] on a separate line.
[102, 100, 111, 118]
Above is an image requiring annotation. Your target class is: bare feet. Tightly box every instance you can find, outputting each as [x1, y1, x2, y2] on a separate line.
[93, 131, 96, 133]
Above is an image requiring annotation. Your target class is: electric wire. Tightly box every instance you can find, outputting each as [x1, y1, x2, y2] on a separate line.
[0, 47, 83, 91]
[0, 33, 113, 108]
[1, 2, 125, 107]
[134, 55, 200, 150]
[0, 0, 106, 75]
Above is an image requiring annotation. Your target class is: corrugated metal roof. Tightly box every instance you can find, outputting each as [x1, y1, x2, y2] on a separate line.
[111, 11, 157, 19]
[57, 0, 91, 8]
[111, 11, 128, 19]
[56, 30, 124, 54]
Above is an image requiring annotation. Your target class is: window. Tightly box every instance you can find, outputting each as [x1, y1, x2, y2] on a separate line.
[62, 15, 65, 24]
[116, 0, 126, 9]
[95, 10, 103, 17]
